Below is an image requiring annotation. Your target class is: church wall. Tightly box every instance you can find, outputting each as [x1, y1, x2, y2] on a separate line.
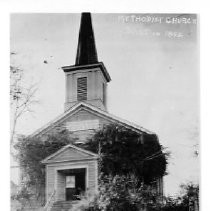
[87, 161, 97, 191]
[64, 99, 105, 112]
[64, 109, 111, 142]
[47, 109, 112, 143]
[65, 109, 110, 125]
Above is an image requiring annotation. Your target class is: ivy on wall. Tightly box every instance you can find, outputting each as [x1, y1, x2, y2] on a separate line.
[83, 124, 168, 184]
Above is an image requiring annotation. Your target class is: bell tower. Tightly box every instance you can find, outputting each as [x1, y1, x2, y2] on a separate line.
[62, 13, 111, 111]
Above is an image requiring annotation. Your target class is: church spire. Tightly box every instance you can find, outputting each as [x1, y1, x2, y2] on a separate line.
[75, 12, 98, 66]
[62, 12, 111, 112]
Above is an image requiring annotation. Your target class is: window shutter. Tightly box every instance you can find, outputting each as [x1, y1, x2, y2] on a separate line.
[77, 77, 87, 101]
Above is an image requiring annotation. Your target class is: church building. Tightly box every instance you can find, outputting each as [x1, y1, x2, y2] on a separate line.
[28, 13, 163, 209]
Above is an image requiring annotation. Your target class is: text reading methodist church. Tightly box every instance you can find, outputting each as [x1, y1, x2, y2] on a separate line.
[26, 13, 163, 209]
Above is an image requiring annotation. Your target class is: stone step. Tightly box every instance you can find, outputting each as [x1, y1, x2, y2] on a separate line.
[50, 200, 78, 211]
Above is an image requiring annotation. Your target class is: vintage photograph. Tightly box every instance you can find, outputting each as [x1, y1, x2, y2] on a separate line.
[10, 13, 199, 210]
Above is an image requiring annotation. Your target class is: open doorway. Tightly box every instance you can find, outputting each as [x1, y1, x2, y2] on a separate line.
[58, 168, 86, 201]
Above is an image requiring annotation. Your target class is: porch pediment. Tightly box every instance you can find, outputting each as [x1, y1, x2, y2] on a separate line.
[41, 144, 98, 164]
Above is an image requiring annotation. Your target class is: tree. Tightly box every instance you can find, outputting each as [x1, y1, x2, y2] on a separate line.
[10, 52, 38, 144]
[153, 182, 199, 211]
[180, 182, 199, 210]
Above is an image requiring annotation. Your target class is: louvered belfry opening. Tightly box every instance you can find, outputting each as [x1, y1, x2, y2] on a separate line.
[75, 12, 98, 66]
[77, 77, 87, 101]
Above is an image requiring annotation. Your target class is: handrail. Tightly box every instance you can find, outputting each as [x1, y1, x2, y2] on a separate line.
[43, 189, 56, 211]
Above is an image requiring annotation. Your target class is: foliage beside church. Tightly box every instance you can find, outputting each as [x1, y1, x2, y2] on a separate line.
[83, 124, 168, 184]
[13, 124, 168, 210]
[13, 130, 75, 204]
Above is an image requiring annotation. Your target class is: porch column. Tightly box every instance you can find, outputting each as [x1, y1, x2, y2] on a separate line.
[56, 171, 66, 201]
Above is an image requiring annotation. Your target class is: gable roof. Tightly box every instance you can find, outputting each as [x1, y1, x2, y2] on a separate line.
[30, 102, 154, 138]
[41, 143, 98, 164]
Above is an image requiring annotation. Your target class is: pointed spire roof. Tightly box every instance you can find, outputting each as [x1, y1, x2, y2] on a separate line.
[75, 12, 98, 66]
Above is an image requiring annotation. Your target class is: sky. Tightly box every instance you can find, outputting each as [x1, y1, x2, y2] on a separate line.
[10, 13, 199, 196]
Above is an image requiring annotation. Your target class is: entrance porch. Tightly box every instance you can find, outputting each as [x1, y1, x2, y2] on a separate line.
[41, 144, 98, 204]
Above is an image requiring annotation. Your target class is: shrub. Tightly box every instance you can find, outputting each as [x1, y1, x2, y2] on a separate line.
[85, 174, 161, 211]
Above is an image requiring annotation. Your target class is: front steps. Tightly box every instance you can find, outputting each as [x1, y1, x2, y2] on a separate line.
[50, 200, 78, 211]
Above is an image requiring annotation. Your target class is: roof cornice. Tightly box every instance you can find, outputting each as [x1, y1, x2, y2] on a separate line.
[62, 62, 111, 82]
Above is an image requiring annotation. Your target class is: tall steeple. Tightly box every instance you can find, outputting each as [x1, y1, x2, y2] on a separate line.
[75, 13, 98, 66]
[62, 13, 111, 112]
